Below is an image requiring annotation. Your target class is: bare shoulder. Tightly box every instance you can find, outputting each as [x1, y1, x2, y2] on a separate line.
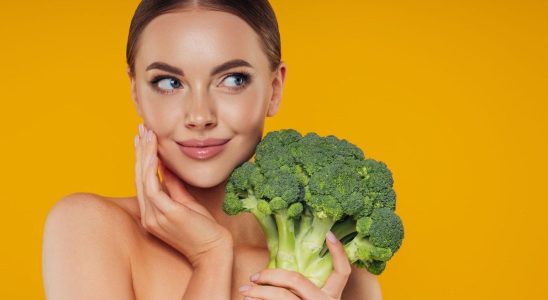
[342, 265, 383, 300]
[44, 192, 140, 241]
[42, 192, 138, 299]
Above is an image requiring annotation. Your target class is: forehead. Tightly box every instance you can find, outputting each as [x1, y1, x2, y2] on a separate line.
[136, 9, 267, 74]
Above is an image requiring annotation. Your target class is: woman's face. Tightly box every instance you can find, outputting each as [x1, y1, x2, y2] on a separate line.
[129, 9, 286, 188]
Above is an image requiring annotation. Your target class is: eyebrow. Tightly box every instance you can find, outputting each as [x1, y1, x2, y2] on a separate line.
[145, 59, 253, 76]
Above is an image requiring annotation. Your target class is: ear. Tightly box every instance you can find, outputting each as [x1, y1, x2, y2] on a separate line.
[266, 62, 287, 117]
[127, 66, 143, 117]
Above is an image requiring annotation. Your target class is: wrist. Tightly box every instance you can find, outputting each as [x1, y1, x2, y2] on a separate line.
[191, 236, 234, 269]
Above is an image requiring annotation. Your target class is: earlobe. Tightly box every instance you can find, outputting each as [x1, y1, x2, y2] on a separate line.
[267, 62, 287, 117]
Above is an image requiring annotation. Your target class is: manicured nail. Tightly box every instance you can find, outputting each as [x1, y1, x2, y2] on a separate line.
[147, 130, 153, 142]
[326, 231, 338, 244]
[250, 272, 260, 282]
[149, 155, 157, 166]
[134, 135, 139, 147]
[138, 123, 144, 137]
[239, 285, 251, 292]
[244, 297, 252, 300]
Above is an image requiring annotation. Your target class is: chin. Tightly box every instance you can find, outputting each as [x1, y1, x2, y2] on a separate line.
[166, 155, 238, 190]
[180, 168, 229, 189]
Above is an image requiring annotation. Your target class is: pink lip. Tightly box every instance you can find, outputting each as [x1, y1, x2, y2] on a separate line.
[177, 138, 230, 160]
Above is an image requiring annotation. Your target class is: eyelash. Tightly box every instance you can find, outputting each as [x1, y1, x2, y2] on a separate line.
[149, 72, 252, 95]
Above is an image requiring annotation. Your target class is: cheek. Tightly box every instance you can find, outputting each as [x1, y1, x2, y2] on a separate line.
[136, 83, 181, 136]
[219, 87, 269, 135]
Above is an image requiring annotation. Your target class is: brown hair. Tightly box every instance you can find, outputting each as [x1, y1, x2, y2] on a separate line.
[126, 0, 281, 76]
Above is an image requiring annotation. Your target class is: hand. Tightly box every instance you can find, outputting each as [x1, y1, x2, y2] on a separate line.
[239, 231, 351, 300]
[134, 124, 232, 266]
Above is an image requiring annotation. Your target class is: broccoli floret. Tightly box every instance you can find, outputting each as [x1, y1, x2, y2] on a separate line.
[255, 129, 301, 172]
[255, 168, 303, 204]
[223, 129, 405, 286]
[368, 207, 404, 253]
[361, 159, 397, 210]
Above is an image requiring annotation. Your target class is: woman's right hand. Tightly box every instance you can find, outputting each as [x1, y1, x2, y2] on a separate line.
[134, 124, 233, 267]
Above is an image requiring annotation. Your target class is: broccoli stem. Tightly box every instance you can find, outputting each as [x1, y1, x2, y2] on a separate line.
[243, 196, 279, 268]
[302, 227, 395, 286]
[302, 252, 333, 287]
[296, 215, 336, 271]
[295, 209, 313, 270]
[274, 210, 298, 271]
[302, 219, 360, 287]
[331, 217, 357, 240]
[304, 234, 387, 287]
[318, 217, 357, 257]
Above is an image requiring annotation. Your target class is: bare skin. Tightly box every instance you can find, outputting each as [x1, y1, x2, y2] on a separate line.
[42, 8, 382, 300]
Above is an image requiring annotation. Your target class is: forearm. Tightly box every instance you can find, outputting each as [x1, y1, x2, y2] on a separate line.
[182, 246, 234, 300]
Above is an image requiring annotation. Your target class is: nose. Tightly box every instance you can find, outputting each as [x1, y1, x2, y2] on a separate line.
[184, 90, 217, 130]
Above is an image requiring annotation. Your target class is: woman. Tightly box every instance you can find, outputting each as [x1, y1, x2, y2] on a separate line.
[42, 1, 383, 299]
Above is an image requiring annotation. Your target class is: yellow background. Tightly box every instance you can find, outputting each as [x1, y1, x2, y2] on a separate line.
[1, 0, 547, 298]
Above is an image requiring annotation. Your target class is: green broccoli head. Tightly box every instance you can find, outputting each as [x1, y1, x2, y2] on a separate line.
[289, 133, 334, 176]
[368, 207, 404, 253]
[360, 159, 397, 210]
[255, 129, 301, 172]
[356, 216, 373, 236]
[306, 195, 344, 220]
[222, 129, 404, 286]
[227, 161, 263, 194]
[287, 202, 304, 218]
[256, 199, 272, 215]
[255, 168, 303, 204]
[222, 189, 244, 215]
[326, 135, 365, 161]
[308, 159, 372, 218]
[363, 259, 387, 275]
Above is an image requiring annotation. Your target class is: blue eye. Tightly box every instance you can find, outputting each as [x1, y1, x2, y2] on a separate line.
[150, 76, 182, 94]
[222, 72, 251, 89]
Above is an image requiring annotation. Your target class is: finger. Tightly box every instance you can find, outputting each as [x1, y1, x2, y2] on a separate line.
[141, 125, 166, 230]
[134, 134, 145, 216]
[321, 231, 352, 298]
[240, 283, 300, 300]
[250, 269, 323, 299]
[138, 125, 167, 232]
[143, 128, 178, 214]
[135, 126, 148, 227]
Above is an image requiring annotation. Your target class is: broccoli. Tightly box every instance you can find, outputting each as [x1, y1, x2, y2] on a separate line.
[223, 129, 404, 286]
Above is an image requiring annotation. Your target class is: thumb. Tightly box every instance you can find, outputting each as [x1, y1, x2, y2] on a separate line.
[321, 231, 352, 298]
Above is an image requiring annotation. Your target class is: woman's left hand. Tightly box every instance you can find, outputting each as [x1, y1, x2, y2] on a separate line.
[239, 231, 352, 300]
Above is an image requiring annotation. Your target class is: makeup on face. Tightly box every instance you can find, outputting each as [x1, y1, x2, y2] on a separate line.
[131, 10, 279, 188]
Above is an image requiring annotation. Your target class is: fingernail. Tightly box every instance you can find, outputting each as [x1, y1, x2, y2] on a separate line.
[138, 124, 144, 137]
[149, 155, 157, 166]
[147, 130, 153, 142]
[244, 297, 252, 300]
[250, 272, 260, 282]
[326, 231, 338, 244]
[134, 135, 139, 147]
[239, 285, 251, 292]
